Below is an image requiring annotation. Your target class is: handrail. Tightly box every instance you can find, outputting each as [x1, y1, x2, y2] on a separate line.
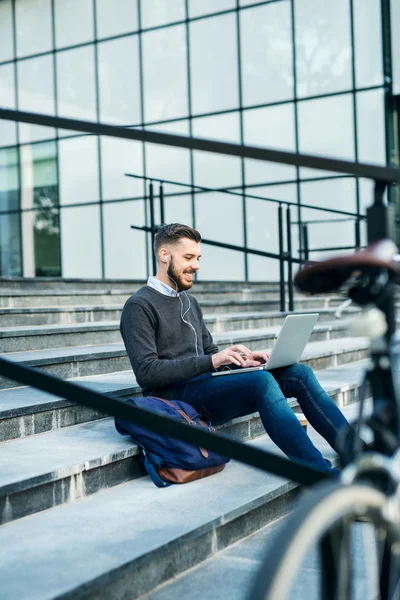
[0, 109, 399, 183]
[0, 356, 329, 487]
[0, 106, 394, 490]
[125, 173, 367, 220]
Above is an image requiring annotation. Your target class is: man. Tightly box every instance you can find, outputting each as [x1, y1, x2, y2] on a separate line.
[121, 223, 349, 474]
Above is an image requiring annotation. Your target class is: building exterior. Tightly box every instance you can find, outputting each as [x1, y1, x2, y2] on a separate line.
[0, 0, 399, 281]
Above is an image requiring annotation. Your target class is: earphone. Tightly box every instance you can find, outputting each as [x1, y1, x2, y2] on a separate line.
[165, 259, 200, 357]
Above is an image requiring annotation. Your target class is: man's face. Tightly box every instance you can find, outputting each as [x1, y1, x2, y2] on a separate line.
[166, 238, 201, 291]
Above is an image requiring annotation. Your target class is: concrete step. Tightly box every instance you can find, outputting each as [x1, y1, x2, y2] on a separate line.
[0, 403, 361, 600]
[0, 305, 124, 327]
[0, 403, 303, 525]
[0, 290, 341, 312]
[0, 278, 279, 292]
[0, 317, 354, 353]
[0, 304, 360, 328]
[0, 335, 369, 391]
[143, 496, 378, 600]
[0, 359, 368, 443]
[0, 366, 366, 524]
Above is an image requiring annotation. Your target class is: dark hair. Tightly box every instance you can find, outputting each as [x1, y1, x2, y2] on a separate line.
[154, 223, 201, 256]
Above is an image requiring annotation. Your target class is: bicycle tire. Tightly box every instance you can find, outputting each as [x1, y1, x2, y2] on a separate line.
[248, 479, 400, 600]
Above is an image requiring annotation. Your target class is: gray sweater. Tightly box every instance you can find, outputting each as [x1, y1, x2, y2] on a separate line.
[120, 286, 219, 397]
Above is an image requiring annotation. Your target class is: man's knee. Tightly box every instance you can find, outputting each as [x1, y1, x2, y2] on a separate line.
[283, 363, 313, 381]
[249, 370, 283, 406]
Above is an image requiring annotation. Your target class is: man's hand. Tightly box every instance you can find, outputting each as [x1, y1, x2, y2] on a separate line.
[211, 345, 270, 369]
[212, 344, 254, 369]
[246, 350, 270, 365]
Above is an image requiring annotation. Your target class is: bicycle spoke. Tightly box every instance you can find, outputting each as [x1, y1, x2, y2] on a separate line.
[320, 519, 352, 600]
[379, 536, 400, 600]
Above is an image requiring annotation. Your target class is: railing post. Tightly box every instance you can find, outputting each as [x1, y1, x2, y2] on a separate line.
[149, 181, 156, 275]
[355, 217, 361, 250]
[278, 204, 285, 312]
[159, 183, 165, 225]
[286, 205, 294, 312]
[302, 223, 309, 263]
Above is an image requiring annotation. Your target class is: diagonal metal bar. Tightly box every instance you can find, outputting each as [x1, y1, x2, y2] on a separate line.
[0, 356, 330, 487]
[1, 108, 400, 183]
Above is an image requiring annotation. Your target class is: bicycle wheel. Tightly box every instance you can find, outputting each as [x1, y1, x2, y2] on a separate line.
[248, 479, 400, 600]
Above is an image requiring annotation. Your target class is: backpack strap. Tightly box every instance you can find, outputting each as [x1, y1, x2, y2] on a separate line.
[142, 449, 171, 488]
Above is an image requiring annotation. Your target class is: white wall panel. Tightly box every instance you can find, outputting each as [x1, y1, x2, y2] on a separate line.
[240, 1, 293, 106]
[190, 13, 239, 114]
[55, 0, 94, 48]
[103, 200, 146, 278]
[96, 0, 138, 38]
[0, 1, 14, 63]
[60, 205, 102, 277]
[244, 104, 297, 184]
[142, 25, 188, 122]
[59, 136, 99, 205]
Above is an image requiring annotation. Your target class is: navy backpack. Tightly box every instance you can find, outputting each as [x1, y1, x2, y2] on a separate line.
[115, 396, 230, 487]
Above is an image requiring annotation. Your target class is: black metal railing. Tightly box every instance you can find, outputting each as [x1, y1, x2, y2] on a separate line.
[0, 107, 398, 491]
[298, 217, 364, 263]
[125, 172, 367, 313]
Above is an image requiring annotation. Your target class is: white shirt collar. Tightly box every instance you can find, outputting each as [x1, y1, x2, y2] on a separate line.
[147, 276, 183, 297]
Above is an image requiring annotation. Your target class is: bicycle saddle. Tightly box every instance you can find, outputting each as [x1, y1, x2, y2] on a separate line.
[294, 239, 399, 294]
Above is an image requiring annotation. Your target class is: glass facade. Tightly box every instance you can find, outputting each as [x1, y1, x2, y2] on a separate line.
[0, 0, 398, 280]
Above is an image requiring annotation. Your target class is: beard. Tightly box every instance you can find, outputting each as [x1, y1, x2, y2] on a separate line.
[167, 258, 195, 292]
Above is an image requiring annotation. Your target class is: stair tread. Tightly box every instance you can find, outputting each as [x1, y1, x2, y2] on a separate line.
[0, 364, 366, 495]
[0, 356, 368, 420]
[0, 422, 342, 600]
[0, 318, 351, 337]
[0, 333, 369, 365]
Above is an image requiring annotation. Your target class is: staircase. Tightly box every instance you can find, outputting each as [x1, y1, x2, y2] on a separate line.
[0, 278, 371, 599]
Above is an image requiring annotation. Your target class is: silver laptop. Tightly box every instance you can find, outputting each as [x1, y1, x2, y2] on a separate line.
[211, 313, 319, 377]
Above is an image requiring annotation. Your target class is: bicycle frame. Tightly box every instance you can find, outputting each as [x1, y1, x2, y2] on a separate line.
[357, 181, 400, 459]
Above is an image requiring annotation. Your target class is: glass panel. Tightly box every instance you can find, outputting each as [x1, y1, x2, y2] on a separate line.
[195, 190, 244, 244]
[17, 55, 56, 143]
[240, 1, 294, 106]
[240, 0, 268, 5]
[391, 0, 400, 95]
[55, 0, 94, 48]
[57, 47, 97, 121]
[16, 0, 52, 58]
[145, 121, 191, 195]
[300, 178, 357, 260]
[190, 13, 239, 114]
[356, 89, 386, 165]
[98, 36, 141, 125]
[189, 0, 234, 18]
[96, 0, 138, 38]
[141, 0, 185, 29]
[247, 183, 297, 281]
[0, 64, 17, 147]
[100, 137, 143, 200]
[0, 0, 14, 63]
[60, 205, 102, 277]
[298, 94, 355, 181]
[58, 136, 99, 205]
[243, 104, 297, 184]
[192, 112, 242, 189]
[142, 24, 188, 122]
[353, 0, 383, 88]
[20, 142, 61, 276]
[294, 0, 352, 98]
[0, 148, 21, 276]
[103, 199, 146, 278]
[197, 246, 245, 281]
[164, 194, 193, 226]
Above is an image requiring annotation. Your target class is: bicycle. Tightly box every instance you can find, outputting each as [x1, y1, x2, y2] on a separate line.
[248, 182, 400, 600]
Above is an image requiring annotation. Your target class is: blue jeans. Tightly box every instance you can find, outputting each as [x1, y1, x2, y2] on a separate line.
[164, 364, 348, 474]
